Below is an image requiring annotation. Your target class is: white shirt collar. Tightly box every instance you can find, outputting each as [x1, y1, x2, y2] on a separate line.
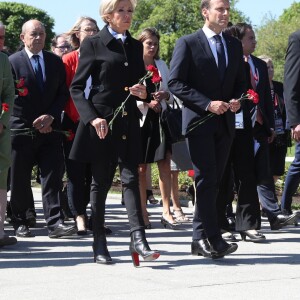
[202, 25, 224, 40]
[24, 47, 44, 60]
[107, 26, 127, 42]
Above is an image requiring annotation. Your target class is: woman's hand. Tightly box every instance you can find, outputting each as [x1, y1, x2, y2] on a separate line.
[148, 100, 161, 113]
[152, 91, 169, 102]
[129, 84, 147, 100]
[90, 118, 108, 139]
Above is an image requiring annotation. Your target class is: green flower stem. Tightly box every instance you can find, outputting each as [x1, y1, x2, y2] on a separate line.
[186, 113, 215, 134]
[10, 128, 70, 138]
[108, 71, 153, 131]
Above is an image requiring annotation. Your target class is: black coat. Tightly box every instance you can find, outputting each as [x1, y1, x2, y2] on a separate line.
[69, 26, 148, 164]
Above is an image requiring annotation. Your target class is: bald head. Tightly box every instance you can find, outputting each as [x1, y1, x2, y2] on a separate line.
[20, 20, 46, 54]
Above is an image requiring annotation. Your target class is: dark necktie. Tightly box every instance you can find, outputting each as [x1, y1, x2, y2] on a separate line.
[214, 35, 226, 82]
[244, 56, 257, 90]
[32, 54, 44, 92]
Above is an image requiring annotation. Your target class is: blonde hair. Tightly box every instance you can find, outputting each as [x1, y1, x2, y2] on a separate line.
[258, 55, 273, 65]
[100, 0, 137, 24]
[66, 16, 99, 49]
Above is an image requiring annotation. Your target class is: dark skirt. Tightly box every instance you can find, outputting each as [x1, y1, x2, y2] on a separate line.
[140, 109, 161, 163]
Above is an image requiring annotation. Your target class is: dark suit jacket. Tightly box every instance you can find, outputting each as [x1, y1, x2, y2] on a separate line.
[284, 30, 300, 128]
[250, 55, 274, 136]
[70, 26, 148, 164]
[168, 29, 246, 136]
[9, 49, 68, 129]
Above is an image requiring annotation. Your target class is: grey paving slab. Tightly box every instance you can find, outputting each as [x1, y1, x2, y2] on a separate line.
[1, 188, 300, 300]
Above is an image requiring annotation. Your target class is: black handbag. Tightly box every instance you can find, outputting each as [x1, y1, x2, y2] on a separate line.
[160, 98, 184, 143]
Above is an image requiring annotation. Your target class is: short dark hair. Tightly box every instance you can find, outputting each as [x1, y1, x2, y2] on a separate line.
[200, 0, 211, 10]
[233, 23, 253, 40]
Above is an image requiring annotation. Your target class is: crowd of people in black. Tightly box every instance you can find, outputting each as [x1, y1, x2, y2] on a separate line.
[0, 0, 300, 265]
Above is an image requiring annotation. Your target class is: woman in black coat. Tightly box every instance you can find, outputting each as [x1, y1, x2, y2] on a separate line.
[70, 0, 160, 266]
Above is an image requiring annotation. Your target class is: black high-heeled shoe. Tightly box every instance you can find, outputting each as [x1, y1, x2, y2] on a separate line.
[93, 234, 113, 264]
[161, 216, 179, 230]
[240, 230, 266, 243]
[129, 230, 160, 267]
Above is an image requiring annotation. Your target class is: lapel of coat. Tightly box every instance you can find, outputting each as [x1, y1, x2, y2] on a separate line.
[197, 29, 219, 72]
[20, 49, 36, 85]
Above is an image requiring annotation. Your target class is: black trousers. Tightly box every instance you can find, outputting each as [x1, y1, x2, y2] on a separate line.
[62, 114, 91, 216]
[188, 116, 233, 241]
[10, 133, 64, 231]
[217, 128, 261, 231]
[90, 159, 144, 236]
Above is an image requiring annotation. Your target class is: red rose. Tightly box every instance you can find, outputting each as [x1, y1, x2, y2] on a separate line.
[2, 103, 9, 112]
[19, 87, 29, 97]
[247, 89, 259, 104]
[16, 77, 25, 88]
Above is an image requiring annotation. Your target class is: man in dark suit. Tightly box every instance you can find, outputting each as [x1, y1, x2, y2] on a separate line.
[168, 0, 246, 258]
[239, 23, 298, 230]
[9, 19, 76, 238]
[281, 30, 300, 217]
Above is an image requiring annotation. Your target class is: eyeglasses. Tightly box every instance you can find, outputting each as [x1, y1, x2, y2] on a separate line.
[55, 45, 71, 50]
[80, 28, 98, 34]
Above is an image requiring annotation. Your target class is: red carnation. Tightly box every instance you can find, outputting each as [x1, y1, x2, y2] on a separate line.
[247, 89, 259, 104]
[152, 74, 162, 84]
[16, 77, 25, 88]
[146, 65, 162, 84]
[19, 87, 28, 97]
[2, 103, 9, 112]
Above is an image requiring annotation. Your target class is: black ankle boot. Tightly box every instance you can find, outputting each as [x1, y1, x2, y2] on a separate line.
[129, 230, 160, 267]
[93, 234, 112, 264]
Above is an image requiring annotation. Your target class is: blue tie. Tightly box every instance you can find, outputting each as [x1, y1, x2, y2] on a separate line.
[32, 55, 44, 92]
[214, 35, 226, 82]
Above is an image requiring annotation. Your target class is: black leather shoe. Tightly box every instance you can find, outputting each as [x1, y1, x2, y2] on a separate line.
[240, 230, 266, 242]
[130, 230, 160, 267]
[93, 235, 113, 264]
[0, 235, 18, 247]
[210, 238, 238, 259]
[48, 224, 77, 238]
[270, 213, 298, 230]
[191, 239, 212, 257]
[15, 225, 35, 237]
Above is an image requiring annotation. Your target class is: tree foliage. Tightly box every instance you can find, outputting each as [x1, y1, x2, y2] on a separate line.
[0, 2, 55, 52]
[132, 0, 249, 64]
[255, 2, 300, 82]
